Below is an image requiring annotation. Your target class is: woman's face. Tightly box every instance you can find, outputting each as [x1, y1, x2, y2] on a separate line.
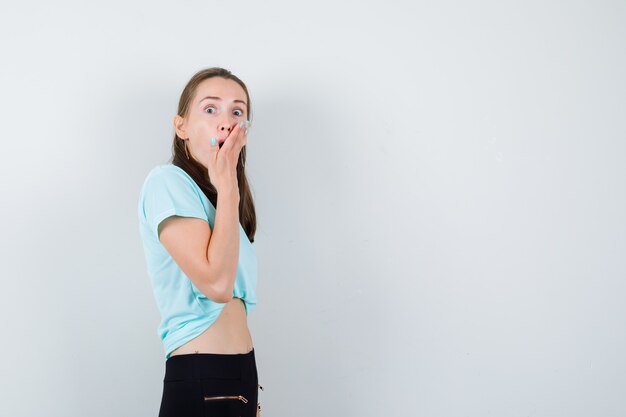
[174, 77, 248, 169]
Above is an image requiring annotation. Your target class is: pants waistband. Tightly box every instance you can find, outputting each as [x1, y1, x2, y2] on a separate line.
[164, 348, 256, 382]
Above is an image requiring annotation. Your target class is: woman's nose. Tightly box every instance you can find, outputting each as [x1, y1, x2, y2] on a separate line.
[219, 123, 235, 132]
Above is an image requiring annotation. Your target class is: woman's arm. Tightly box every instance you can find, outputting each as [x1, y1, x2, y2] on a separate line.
[158, 187, 240, 303]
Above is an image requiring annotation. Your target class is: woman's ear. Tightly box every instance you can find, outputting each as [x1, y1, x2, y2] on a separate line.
[173, 114, 187, 139]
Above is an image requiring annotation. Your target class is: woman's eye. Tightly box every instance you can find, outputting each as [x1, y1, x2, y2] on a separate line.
[204, 106, 243, 116]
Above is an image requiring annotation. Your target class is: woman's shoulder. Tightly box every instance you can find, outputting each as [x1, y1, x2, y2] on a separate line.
[146, 163, 185, 176]
[138, 165, 203, 203]
[143, 164, 195, 184]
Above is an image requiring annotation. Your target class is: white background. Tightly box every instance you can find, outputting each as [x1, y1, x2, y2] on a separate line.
[1, 1, 625, 416]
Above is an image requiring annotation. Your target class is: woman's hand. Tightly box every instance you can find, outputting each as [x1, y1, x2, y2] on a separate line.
[206, 120, 250, 193]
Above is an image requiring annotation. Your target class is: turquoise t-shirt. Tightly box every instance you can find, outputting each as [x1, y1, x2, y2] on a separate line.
[137, 164, 257, 359]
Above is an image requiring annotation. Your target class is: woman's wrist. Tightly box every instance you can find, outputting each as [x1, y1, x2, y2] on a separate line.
[217, 185, 240, 201]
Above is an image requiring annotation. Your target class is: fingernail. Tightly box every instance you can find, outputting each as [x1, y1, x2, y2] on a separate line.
[246, 120, 250, 128]
[245, 128, 248, 135]
[210, 136, 217, 146]
[239, 121, 244, 128]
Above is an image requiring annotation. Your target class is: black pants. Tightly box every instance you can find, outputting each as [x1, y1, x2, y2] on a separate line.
[158, 348, 260, 417]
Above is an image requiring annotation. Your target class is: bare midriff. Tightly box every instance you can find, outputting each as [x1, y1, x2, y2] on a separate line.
[168, 297, 253, 357]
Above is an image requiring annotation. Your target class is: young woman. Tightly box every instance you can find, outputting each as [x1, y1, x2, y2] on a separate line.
[137, 67, 263, 417]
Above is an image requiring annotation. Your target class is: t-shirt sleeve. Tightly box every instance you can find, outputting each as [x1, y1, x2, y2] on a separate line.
[140, 167, 208, 240]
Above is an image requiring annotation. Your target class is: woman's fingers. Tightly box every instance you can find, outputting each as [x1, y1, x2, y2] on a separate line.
[218, 120, 250, 162]
[220, 120, 244, 152]
[230, 120, 250, 154]
[241, 120, 251, 149]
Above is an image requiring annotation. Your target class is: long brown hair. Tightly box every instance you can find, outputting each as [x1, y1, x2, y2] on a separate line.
[169, 67, 256, 243]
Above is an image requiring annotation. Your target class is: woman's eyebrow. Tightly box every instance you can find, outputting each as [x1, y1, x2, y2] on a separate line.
[199, 96, 247, 105]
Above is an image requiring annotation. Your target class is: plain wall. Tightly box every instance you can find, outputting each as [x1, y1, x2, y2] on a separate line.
[1, 1, 625, 416]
